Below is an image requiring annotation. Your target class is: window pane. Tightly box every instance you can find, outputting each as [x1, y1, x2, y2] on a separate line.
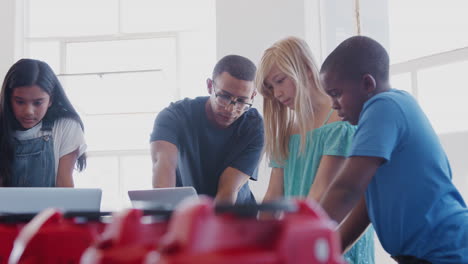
[27, 42, 61, 73]
[74, 154, 153, 210]
[28, 0, 118, 37]
[121, 155, 152, 191]
[81, 113, 156, 151]
[60, 71, 174, 115]
[74, 156, 120, 211]
[178, 31, 216, 99]
[121, 0, 215, 33]
[390, 73, 412, 94]
[65, 38, 176, 74]
[418, 61, 468, 134]
[389, 0, 468, 63]
[120, 155, 153, 208]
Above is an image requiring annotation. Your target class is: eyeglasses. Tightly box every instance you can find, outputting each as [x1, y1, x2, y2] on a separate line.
[213, 87, 253, 112]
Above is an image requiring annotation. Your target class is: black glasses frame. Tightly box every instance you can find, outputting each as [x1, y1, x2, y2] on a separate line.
[212, 86, 253, 111]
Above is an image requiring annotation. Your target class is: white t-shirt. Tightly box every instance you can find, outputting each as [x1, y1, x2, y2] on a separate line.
[13, 118, 87, 177]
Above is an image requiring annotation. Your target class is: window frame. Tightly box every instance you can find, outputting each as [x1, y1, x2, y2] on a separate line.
[19, 0, 185, 211]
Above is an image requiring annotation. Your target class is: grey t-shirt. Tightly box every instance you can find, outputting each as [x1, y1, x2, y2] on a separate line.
[150, 96, 264, 204]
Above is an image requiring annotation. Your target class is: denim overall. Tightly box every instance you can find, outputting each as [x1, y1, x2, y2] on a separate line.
[11, 120, 55, 187]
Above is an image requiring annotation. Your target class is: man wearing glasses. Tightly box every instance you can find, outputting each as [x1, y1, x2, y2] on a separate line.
[150, 55, 263, 204]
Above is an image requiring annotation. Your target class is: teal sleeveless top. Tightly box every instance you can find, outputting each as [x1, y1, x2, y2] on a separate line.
[271, 110, 375, 264]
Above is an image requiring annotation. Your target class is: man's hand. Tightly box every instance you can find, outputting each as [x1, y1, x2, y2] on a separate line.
[215, 167, 250, 204]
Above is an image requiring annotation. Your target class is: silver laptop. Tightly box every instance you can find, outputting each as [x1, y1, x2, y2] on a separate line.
[128, 187, 198, 209]
[0, 187, 102, 214]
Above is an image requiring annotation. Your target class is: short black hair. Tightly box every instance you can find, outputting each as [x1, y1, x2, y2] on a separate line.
[320, 36, 389, 82]
[212, 55, 256, 81]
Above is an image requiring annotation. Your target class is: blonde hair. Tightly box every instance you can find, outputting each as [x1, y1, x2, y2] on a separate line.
[255, 36, 326, 165]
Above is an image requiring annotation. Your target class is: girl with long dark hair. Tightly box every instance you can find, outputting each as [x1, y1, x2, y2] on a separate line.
[0, 59, 86, 187]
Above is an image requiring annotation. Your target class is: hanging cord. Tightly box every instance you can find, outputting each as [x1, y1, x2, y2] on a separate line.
[355, 0, 361, 35]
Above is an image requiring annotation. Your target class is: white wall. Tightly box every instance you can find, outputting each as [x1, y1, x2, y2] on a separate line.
[440, 132, 468, 200]
[0, 0, 16, 78]
[216, 0, 321, 65]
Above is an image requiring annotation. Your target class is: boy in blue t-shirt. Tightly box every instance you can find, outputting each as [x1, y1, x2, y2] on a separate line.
[319, 36, 468, 263]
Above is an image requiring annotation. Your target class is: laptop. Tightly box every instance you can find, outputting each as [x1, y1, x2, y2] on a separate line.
[0, 187, 102, 214]
[128, 187, 198, 209]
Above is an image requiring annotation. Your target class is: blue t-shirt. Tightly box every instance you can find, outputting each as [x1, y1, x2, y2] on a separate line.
[350, 89, 468, 263]
[150, 96, 264, 204]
